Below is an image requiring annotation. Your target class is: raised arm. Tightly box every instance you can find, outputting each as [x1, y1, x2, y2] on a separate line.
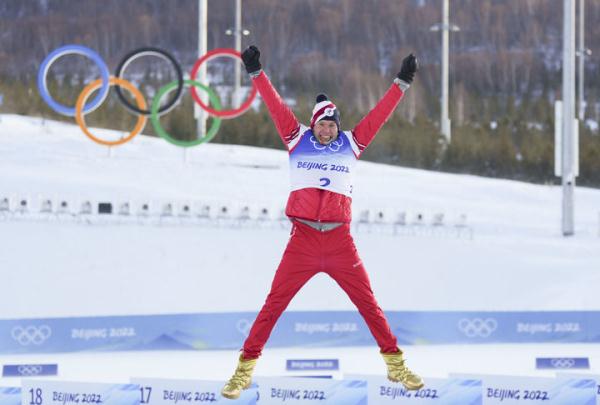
[351, 54, 418, 157]
[242, 46, 300, 149]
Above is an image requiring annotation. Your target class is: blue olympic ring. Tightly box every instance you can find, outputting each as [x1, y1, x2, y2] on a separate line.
[37, 44, 110, 117]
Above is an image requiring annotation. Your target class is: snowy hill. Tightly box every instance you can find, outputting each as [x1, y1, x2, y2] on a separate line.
[1, 114, 599, 320]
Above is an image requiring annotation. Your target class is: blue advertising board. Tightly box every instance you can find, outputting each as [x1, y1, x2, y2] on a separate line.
[2, 311, 599, 354]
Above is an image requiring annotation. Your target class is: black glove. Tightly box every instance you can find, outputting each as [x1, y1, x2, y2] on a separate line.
[241, 45, 262, 74]
[396, 53, 418, 84]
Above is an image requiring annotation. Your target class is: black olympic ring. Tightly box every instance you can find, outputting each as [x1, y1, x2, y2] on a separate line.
[114, 47, 184, 116]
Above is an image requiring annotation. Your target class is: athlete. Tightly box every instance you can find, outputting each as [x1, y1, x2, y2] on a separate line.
[221, 45, 423, 400]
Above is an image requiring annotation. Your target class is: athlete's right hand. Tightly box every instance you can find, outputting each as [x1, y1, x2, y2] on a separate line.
[397, 53, 418, 84]
[242, 45, 262, 74]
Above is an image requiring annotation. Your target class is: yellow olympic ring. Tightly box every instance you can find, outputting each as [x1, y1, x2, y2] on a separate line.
[75, 77, 147, 146]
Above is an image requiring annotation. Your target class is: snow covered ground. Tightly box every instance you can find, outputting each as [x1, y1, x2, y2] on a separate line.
[0, 114, 599, 318]
[1, 113, 599, 385]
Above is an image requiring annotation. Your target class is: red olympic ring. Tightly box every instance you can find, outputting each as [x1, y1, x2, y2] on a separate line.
[190, 48, 258, 119]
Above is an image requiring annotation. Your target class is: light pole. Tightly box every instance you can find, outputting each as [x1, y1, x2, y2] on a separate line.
[225, 0, 250, 108]
[430, 0, 460, 144]
[576, 0, 591, 121]
[196, 0, 208, 140]
[562, 0, 576, 236]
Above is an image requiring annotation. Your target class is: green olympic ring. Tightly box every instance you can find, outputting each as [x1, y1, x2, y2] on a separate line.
[151, 79, 222, 147]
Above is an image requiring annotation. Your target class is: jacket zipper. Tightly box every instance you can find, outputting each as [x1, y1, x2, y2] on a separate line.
[315, 189, 324, 224]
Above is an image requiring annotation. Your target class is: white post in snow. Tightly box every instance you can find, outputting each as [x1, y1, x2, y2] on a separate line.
[562, 0, 576, 236]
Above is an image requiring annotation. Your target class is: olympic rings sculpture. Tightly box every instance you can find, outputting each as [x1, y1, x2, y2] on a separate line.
[37, 45, 257, 147]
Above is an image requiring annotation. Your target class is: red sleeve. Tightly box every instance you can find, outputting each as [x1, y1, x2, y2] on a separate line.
[253, 71, 301, 148]
[351, 84, 404, 157]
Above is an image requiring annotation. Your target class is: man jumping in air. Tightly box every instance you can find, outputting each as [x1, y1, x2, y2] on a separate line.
[221, 45, 423, 400]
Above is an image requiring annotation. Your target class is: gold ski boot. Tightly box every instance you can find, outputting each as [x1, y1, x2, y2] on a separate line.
[221, 355, 257, 400]
[382, 349, 424, 390]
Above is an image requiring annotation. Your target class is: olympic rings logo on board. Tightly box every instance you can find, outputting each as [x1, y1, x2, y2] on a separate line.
[457, 318, 498, 338]
[11, 325, 52, 346]
[17, 365, 43, 376]
[550, 358, 576, 369]
[37, 45, 258, 147]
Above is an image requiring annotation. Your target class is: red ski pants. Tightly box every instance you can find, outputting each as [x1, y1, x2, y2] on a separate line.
[242, 220, 398, 359]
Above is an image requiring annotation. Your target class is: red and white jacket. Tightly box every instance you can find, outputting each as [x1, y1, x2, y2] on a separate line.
[253, 71, 405, 223]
